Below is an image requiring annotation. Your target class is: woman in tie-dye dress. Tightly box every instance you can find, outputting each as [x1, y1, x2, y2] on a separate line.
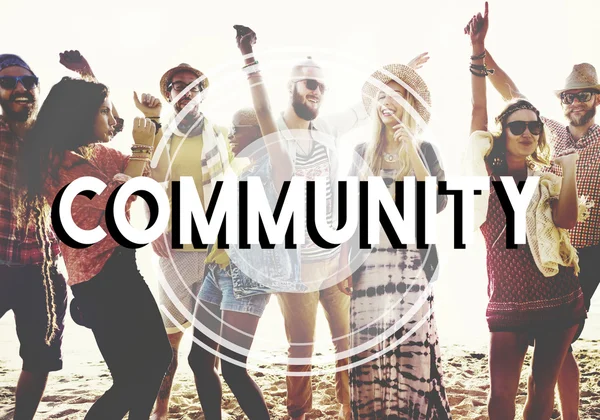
[338, 62, 451, 419]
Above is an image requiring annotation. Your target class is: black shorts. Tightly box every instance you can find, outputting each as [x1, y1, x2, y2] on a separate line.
[0, 263, 67, 373]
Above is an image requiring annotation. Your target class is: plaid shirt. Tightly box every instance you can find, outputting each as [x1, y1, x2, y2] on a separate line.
[0, 116, 59, 265]
[544, 117, 600, 248]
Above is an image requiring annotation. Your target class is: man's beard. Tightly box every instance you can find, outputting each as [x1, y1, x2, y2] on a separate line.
[292, 86, 318, 121]
[566, 106, 596, 127]
[0, 94, 37, 123]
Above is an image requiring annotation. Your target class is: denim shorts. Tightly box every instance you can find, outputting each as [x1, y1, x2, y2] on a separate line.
[198, 264, 270, 317]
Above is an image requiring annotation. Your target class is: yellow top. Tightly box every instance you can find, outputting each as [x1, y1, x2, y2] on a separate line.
[154, 122, 229, 252]
[205, 156, 252, 266]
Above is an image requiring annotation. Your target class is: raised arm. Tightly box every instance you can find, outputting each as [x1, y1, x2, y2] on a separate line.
[465, 3, 490, 134]
[235, 25, 293, 191]
[132, 92, 170, 181]
[485, 50, 526, 101]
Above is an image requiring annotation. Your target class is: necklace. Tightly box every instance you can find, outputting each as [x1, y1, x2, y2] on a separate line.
[383, 151, 399, 163]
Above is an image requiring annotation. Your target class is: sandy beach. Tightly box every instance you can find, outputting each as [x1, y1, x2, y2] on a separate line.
[1, 244, 599, 419]
[1, 328, 599, 419]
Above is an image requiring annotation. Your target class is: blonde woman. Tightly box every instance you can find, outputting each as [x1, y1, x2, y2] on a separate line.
[338, 64, 451, 419]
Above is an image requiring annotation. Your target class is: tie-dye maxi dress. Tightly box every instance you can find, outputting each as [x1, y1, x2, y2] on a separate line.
[350, 170, 452, 420]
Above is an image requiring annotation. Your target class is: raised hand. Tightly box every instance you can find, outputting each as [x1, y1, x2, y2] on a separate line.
[407, 52, 430, 70]
[234, 24, 257, 55]
[337, 272, 353, 296]
[59, 50, 93, 77]
[393, 122, 416, 146]
[464, 2, 489, 45]
[133, 92, 162, 118]
[132, 117, 156, 146]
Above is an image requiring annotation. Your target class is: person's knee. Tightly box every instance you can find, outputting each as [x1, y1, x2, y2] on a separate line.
[166, 346, 178, 371]
[527, 373, 556, 403]
[187, 349, 202, 375]
[221, 361, 248, 387]
[188, 346, 216, 377]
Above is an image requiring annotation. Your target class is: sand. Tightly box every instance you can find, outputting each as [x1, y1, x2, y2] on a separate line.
[1, 315, 599, 420]
[1, 245, 599, 419]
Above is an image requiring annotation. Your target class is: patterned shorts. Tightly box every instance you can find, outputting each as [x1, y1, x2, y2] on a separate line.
[157, 252, 206, 334]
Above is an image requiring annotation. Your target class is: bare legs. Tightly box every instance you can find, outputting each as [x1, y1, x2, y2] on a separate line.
[523, 325, 578, 419]
[557, 351, 580, 420]
[188, 302, 269, 419]
[151, 331, 184, 420]
[14, 370, 48, 420]
[488, 325, 579, 420]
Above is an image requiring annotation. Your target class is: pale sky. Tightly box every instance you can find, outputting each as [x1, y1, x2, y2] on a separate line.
[2, 0, 599, 356]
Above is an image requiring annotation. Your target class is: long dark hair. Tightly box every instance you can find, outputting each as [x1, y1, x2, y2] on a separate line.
[16, 77, 109, 344]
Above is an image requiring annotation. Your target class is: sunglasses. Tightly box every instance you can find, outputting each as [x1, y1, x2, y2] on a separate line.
[230, 124, 259, 136]
[560, 91, 597, 105]
[0, 75, 39, 90]
[506, 120, 544, 136]
[168, 81, 202, 93]
[299, 79, 326, 93]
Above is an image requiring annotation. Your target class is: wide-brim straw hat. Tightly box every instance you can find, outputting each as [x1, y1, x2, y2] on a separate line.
[555, 63, 600, 96]
[160, 63, 208, 100]
[362, 63, 431, 125]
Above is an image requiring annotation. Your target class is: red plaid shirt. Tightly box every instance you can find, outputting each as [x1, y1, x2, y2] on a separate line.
[544, 117, 600, 248]
[0, 117, 59, 265]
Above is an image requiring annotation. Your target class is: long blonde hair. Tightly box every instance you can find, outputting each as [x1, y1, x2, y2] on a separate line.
[362, 91, 422, 180]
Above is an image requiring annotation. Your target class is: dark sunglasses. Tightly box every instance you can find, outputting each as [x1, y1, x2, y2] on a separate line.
[560, 91, 597, 105]
[168, 81, 202, 93]
[0, 75, 39, 90]
[300, 79, 326, 93]
[506, 120, 544, 136]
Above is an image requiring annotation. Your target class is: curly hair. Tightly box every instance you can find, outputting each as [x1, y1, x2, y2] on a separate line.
[232, 107, 259, 126]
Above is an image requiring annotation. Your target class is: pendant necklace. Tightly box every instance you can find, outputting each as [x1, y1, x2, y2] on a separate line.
[383, 151, 399, 163]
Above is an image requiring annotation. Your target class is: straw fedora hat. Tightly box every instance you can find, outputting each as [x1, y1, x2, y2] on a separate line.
[160, 63, 208, 100]
[362, 63, 431, 124]
[555, 63, 600, 97]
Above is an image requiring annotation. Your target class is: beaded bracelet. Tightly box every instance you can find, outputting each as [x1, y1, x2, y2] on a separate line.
[470, 51, 486, 60]
[132, 150, 153, 157]
[470, 67, 487, 77]
[130, 156, 151, 163]
[470, 63, 495, 76]
[132, 144, 154, 152]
